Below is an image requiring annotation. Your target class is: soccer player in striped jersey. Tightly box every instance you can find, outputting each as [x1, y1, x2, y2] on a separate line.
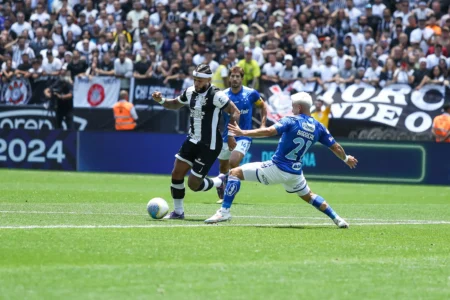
[152, 64, 240, 219]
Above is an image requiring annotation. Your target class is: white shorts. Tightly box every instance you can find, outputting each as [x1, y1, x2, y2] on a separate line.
[218, 139, 251, 160]
[240, 160, 311, 195]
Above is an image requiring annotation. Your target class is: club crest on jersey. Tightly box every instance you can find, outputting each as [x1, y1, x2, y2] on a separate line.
[196, 95, 208, 106]
[301, 121, 316, 133]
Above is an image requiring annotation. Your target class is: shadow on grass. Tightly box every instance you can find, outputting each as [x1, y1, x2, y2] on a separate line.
[200, 202, 254, 206]
[145, 218, 205, 223]
[266, 225, 333, 230]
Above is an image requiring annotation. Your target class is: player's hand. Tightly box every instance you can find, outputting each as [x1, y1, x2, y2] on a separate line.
[228, 121, 244, 137]
[152, 91, 163, 102]
[345, 155, 358, 169]
[227, 136, 237, 151]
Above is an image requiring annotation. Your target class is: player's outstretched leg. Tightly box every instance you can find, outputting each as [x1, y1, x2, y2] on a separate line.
[300, 192, 349, 228]
[205, 168, 242, 223]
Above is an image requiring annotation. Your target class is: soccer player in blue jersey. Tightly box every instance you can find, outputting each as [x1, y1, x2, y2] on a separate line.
[205, 92, 358, 228]
[215, 66, 267, 204]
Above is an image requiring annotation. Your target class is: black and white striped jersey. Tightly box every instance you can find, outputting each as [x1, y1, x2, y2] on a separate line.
[177, 84, 230, 150]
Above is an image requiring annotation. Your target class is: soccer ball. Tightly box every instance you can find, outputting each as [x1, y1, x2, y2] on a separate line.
[147, 198, 169, 219]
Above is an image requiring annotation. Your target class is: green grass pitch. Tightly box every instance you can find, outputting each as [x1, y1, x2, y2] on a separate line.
[0, 170, 449, 299]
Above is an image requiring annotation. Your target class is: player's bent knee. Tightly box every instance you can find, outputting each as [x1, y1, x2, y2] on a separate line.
[299, 191, 313, 203]
[229, 167, 244, 179]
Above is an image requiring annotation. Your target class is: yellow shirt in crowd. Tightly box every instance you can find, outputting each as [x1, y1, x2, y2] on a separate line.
[311, 106, 331, 128]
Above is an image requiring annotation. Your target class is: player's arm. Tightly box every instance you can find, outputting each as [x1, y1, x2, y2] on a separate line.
[329, 143, 358, 169]
[223, 100, 240, 129]
[228, 122, 278, 138]
[317, 123, 357, 169]
[254, 98, 267, 128]
[151, 91, 185, 110]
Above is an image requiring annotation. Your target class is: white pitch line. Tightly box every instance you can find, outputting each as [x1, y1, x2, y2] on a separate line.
[0, 210, 449, 223]
[0, 221, 450, 230]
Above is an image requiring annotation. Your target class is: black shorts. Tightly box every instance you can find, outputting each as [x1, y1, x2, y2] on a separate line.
[175, 139, 222, 178]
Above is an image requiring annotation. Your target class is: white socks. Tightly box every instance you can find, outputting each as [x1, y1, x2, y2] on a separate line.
[212, 177, 223, 187]
[174, 199, 184, 214]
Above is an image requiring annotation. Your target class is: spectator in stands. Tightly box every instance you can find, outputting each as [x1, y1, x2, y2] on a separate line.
[15, 53, 32, 78]
[42, 50, 62, 79]
[363, 57, 382, 86]
[212, 56, 229, 90]
[319, 54, 339, 91]
[279, 55, 298, 88]
[379, 58, 396, 87]
[133, 49, 152, 79]
[1, 58, 15, 82]
[412, 57, 428, 87]
[237, 47, 261, 89]
[416, 65, 445, 90]
[7, 36, 35, 66]
[337, 56, 356, 91]
[311, 95, 332, 128]
[426, 43, 445, 69]
[66, 50, 88, 83]
[96, 52, 115, 76]
[114, 50, 133, 91]
[261, 53, 282, 84]
[299, 55, 320, 92]
[394, 60, 414, 85]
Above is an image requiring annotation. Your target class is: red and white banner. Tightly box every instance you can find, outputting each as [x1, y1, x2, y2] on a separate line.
[74, 76, 120, 108]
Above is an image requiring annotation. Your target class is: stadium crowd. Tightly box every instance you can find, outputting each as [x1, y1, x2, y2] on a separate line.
[0, 0, 450, 93]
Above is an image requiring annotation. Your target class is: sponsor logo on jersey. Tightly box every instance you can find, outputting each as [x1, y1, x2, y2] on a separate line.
[240, 109, 249, 114]
[301, 121, 316, 133]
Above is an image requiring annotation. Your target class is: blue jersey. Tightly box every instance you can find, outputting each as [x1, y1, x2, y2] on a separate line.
[272, 115, 336, 175]
[222, 86, 261, 142]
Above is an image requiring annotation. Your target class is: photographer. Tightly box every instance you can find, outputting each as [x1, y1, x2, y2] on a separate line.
[44, 78, 74, 130]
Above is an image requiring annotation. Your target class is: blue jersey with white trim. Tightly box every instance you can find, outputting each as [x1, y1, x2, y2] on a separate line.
[222, 86, 261, 142]
[272, 115, 336, 175]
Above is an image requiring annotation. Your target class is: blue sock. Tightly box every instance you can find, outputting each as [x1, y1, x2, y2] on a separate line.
[309, 194, 337, 220]
[222, 175, 241, 209]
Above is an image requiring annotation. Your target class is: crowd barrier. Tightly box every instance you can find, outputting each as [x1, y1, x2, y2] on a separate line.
[0, 129, 449, 185]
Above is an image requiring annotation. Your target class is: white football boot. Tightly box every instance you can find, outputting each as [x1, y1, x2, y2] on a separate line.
[204, 208, 232, 223]
[333, 216, 349, 229]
